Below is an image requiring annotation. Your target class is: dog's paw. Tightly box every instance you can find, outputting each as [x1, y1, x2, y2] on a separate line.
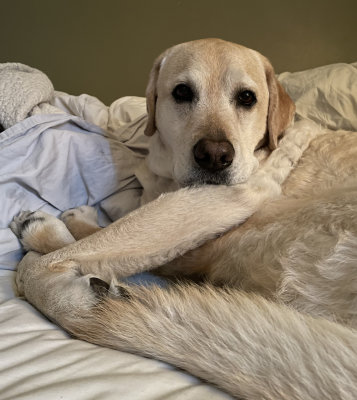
[10, 210, 75, 254]
[61, 205, 98, 226]
[60, 206, 101, 240]
[10, 210, 44, 239]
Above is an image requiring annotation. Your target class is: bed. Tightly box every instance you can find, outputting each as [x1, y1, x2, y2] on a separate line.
[0, 61, 356, 399]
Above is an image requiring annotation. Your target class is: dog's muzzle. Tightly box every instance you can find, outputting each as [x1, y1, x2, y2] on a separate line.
[193, 139, 235, 172]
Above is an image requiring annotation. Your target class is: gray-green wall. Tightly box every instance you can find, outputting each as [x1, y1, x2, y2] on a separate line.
[1, 0, 356, 104]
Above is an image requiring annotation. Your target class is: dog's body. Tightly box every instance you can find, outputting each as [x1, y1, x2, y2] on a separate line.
[11, 39, 357, 399]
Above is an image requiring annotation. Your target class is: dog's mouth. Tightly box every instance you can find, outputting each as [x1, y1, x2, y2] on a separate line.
[180, 169, 233, 187]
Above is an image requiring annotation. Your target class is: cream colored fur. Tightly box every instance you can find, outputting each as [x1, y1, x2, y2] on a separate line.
[10, 39, 357, 399]
[143, 39, 295, 190]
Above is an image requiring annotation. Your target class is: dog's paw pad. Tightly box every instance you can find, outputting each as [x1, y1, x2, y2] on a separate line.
[61, 206, 98, 226]
[89, 277, 131, 300]
[10, 210, 73, 252]
[10, 211, 48, 239]
[89, 277, 110, 298]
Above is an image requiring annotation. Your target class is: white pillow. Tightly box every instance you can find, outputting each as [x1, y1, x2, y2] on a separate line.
[279, 62, 357, 131]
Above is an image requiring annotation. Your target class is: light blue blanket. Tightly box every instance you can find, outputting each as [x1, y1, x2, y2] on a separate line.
[0, 112, 147, 271]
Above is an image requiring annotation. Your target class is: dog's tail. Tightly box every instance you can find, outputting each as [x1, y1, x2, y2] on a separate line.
[64, 283, 357, 400]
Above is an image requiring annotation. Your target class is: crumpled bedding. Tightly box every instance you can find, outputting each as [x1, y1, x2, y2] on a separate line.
[0, 61, 356, 399]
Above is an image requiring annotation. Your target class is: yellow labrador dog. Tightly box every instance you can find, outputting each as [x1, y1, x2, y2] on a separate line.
[11, 39, 357, 400]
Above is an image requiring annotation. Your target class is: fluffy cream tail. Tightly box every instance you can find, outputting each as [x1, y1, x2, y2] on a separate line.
[66, 284, 357, 400]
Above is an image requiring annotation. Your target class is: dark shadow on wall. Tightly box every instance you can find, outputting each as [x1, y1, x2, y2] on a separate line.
[1, 0, 356, 104]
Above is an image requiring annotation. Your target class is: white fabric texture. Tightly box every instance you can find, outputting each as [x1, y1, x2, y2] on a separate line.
[0, 61, 356, 399]
[279, 62, 357, 131]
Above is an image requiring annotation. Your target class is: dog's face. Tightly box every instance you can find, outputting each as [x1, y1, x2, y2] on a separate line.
[145, 39, 295, 187]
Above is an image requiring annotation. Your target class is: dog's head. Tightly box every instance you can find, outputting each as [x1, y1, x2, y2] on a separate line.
[144, 39, 295, 187]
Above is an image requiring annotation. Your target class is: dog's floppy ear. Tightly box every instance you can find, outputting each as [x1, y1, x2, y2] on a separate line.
[263, 58, 295, 150]
[144, 52, 167, 136]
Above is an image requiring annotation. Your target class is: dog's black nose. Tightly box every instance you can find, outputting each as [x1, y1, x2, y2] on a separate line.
[193, 139, 235, 172]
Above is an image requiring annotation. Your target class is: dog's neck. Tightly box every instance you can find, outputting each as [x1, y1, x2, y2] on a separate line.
[146, 133, 175, 180]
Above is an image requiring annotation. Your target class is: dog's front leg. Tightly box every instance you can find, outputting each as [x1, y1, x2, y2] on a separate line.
[12, 120, 323, 286]
[51, 120, 323, 278]
[16, 183, 270, 281]
[11, 183, 268, 326]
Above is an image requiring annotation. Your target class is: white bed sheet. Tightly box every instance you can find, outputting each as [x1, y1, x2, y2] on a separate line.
[0, 94, 230, 399]
[0, 61, 356, 399]
[1, 272, 230, 400]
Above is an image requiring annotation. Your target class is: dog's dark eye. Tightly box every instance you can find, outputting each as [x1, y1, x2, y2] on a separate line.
[236, 90, 257, 108]
[172, 84, 194, 103]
